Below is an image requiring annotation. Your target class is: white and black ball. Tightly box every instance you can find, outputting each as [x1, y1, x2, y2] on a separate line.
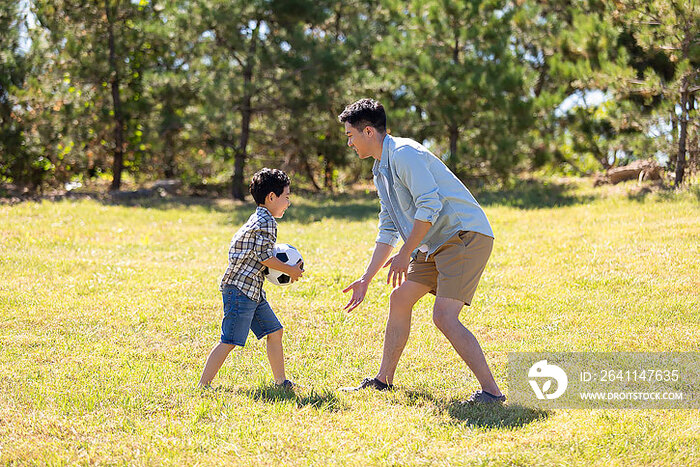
[264, 244, 304, 286]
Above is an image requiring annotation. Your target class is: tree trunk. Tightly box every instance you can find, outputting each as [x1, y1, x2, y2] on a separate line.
[232, 24, 258, 201]
[324, 159, 334, 193]
[448, 125, 459, 172]
[164, 130, 175, 179]
[676, 75, 689, 187]
[106, 3, 125, 192]
[689, 95, 698, 172]
[233, 86, 252, 200]
[534, 58, 548, 98]
[304, 157, 321, 191]
[670, 110, 678, 164]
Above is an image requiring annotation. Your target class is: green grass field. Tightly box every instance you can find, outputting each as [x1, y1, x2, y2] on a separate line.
[1, 179, 699, 465]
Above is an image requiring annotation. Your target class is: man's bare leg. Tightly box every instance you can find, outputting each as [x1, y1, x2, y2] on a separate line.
[432, 296, 501, 396]
[375, 280, 431, 385]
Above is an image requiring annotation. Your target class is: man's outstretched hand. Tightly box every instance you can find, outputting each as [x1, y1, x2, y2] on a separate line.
[384, 252, 410, 289]
[342, 278, 370, 312]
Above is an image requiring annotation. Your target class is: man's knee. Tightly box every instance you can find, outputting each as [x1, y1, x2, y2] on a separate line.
[432, 306, 460, 332]
[389, 287, 412, 310]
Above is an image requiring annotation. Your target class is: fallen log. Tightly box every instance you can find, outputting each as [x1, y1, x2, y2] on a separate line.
[596, 160, 663, 185]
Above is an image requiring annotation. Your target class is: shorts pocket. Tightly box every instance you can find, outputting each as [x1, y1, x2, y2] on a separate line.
[457, 231, 475, 247]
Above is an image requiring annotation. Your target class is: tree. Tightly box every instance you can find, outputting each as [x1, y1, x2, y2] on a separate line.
[32, 0, 155, 191]
[268, 0, 388, 192]
[378, 0, 533, 180]
[607, 1, 700, 186]
[141, 1, 201, 180]
[512, 0, 632, 174]
[192, 0, 278, 199]
[0, 3, 33, 189]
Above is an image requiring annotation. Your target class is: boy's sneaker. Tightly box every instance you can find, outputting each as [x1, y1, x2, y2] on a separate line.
[340, 377, 393, 392]
[276, 379, 298, 390]
[467, 390, 506, 404]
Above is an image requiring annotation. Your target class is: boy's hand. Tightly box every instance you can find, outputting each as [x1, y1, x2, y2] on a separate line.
[342, 278, 369, 312]
[287, 260, 304, 283]
[262, 256, 304, 283]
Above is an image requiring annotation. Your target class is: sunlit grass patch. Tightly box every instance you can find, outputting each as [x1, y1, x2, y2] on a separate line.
[1, 180, 698, 465]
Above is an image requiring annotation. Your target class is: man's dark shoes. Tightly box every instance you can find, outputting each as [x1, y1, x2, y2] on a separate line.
[340, 377, 393, 392]
[467, 390, 506, 404]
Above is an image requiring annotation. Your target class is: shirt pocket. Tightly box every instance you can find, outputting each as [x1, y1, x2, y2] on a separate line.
[393, 181, 414, 212]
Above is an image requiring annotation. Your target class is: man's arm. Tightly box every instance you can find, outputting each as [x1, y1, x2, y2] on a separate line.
[342, 242, 394, 312]
[394, 147, 442, 225]
[384, 148, 441, 287]
[376, 196, 400, 248]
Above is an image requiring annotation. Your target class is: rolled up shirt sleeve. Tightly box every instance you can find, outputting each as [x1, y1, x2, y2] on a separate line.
[394, 148, 442, 224]
[253, 219, 276, 262]
[376, 197, 401, 247]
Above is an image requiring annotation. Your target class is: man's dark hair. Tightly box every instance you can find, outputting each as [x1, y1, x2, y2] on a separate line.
[249, 168, 290, 205]
[338, 98, 386, 133]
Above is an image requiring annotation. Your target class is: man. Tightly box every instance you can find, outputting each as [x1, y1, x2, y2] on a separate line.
[339, 98, 504, 403]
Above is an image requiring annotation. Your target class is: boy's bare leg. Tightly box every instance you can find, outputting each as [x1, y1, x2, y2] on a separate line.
[432, 296, 502, 396]
[266, 329, 286, 384]
[375, 280, 431, 385]
[199, 342, 236, 387]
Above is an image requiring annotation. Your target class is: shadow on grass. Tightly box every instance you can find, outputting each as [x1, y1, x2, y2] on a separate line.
[401, 389, 550, 429]
[103, 179, 592, 226]
[5, 177, 600, 220]
[624, 183, 697, 203]
[240, 385, 348, 412]
[98, 191, 381, 225]
[693, 184, 700, 202]
[624, 186, 657, 203]
[475, 178, 595, 209]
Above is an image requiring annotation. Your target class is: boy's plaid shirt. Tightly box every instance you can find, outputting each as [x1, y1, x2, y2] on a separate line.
[220, 206, 277, 301]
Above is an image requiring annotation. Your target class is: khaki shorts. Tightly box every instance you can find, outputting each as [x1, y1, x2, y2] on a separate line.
[407, 231, 493, 306]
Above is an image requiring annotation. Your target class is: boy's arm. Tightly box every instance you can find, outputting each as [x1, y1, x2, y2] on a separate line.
[252, 217, 277, 263]
[342, 242, 394, 312]
[261, 256, 304, 282]
[252, 216, 303, 282]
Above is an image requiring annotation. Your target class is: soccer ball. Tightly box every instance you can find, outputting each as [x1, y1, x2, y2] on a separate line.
[264, 243, 304, 286]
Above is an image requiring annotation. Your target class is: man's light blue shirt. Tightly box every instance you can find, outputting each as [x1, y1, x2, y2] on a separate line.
[372, 135, 494, 256]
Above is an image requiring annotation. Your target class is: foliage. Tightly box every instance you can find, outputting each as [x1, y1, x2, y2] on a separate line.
[605, 1, 700, 185]
[377, 0, 533, 181]
[1, 1, 698, 195]
[0, 3, 42, 189]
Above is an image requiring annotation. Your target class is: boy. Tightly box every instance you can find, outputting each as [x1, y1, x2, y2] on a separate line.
[199, 168, 303, 388]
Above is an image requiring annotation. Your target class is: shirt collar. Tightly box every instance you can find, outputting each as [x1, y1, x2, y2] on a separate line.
[256, 205, 273, 218]
[373, 134, 394, 176]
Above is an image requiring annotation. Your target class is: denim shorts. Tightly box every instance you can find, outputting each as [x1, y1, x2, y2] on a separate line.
[220, 285, 283, 346]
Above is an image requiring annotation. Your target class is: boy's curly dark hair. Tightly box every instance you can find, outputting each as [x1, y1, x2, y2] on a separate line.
[338, 98, 386, 133]
[249, 168, 290, 205]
